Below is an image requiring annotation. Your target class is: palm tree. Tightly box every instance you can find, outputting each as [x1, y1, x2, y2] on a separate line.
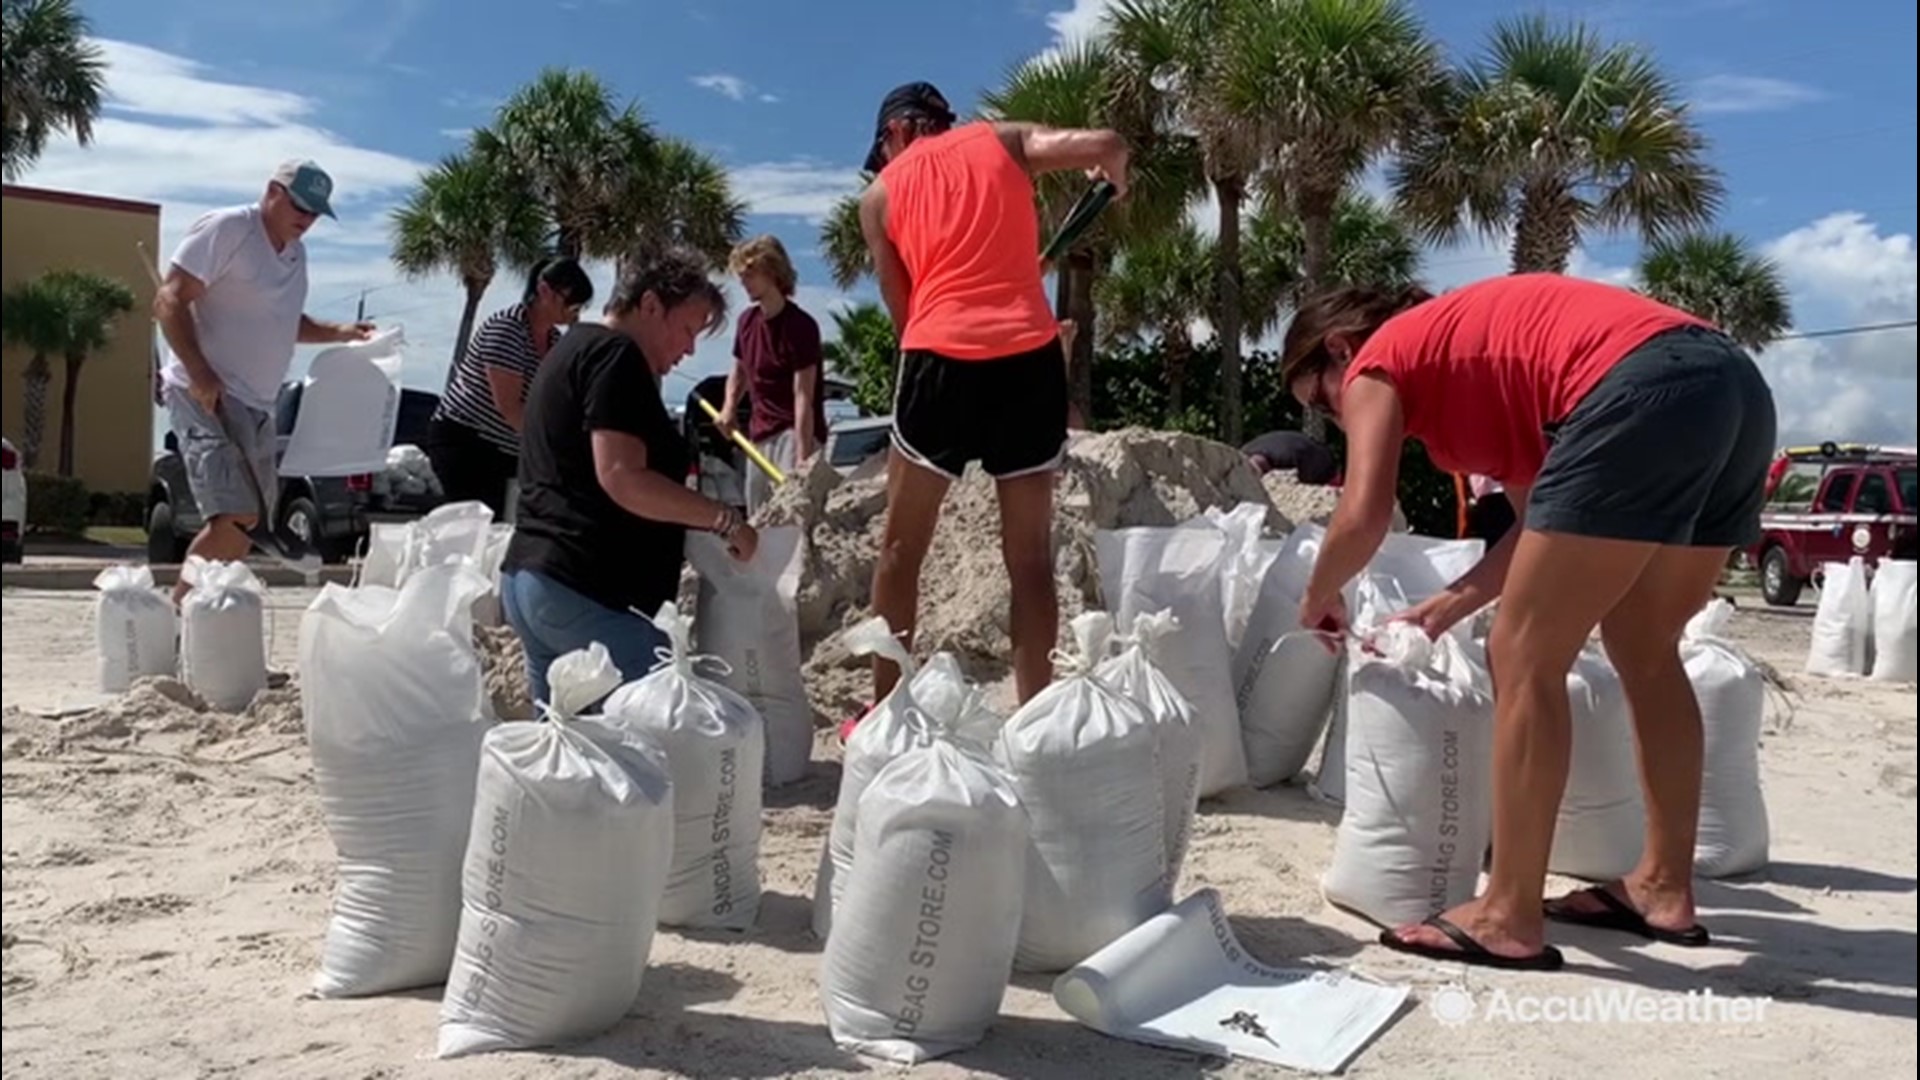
[821, 303, 901, 416]
[1, 273, 66, 468]
[1637, 232, 1792, 350]
[1, 0, 106, 180]
[1096, 223, 1213, 413]
[1392, 14, 1723, 274]
[1242, 191, 1421, 339]
[819, 184, 873, 291]
[472, 69, 624, 260]
[47, 269, 135, 477]
[605, 127, 746, 271]
[389, 151, 548, 368]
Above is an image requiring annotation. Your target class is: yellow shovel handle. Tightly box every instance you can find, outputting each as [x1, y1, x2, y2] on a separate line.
[695, 396, 787, 485]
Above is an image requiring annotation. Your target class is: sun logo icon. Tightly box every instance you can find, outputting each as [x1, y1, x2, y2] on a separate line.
[1428, 984, 1477, 1027]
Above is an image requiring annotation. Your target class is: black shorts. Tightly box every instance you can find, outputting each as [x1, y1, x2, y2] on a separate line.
[892, 339, 1068, 480]
[1528, 325, 1777, 547]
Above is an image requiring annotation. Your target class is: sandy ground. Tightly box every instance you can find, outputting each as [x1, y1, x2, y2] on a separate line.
[2, 585, 1914, 1080]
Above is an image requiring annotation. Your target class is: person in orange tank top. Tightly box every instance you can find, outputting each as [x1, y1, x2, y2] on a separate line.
[852, 81, 1130, 715]
[1281, 273, 1777, 972]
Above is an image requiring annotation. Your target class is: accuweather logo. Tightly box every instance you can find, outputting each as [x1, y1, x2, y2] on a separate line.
[1427, 984, 1772, 1026]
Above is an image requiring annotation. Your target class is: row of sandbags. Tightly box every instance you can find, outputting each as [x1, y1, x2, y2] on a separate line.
[1807, 557, 1917, 683]
[93, 558, 268, 711]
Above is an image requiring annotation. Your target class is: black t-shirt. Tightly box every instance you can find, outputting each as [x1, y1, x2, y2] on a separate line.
[1241, 431, 1337, 485]
[504, 323, 691, 614]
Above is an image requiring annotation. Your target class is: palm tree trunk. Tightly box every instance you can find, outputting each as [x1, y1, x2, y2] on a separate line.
[1164, 327, 1191, 416]
[57, 352, 85, 477]
[1510, 187, 1578, 274]
[20, 353, 50, 470]
[1066, 252, 1098, 426]
[1215, 177, 1246, 445]
[1297, 186, 1338, 291]
[450, 278, 489, 370]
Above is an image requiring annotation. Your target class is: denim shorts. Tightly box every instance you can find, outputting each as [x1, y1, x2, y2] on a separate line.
[500, 568, 669, 708]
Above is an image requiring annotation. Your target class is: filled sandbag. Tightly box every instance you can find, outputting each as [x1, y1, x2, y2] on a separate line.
[469, 525, 515, 629]
[93, 564, 177, 693]
[814, 617, 999, 941]
[1870, 560, 1918, 683]
[1684, 601, 1770, 877]
[1201, 502, 1282, 652]
[820, 724, 1028, 1064]
[602, 603, 766, 929]
[438, 645, 675, 1058]
[1234, 525, 1341, 788]
[1097, 524, 1247, 796]
[1549, 649, 1646, 881]
[997, 613, 1171, 973]
[1807, 557, 1873, 677]
[686, 526, 811, 787]
[302, 563, 494, 997]
[180, 556, 267, 711]
[1322, 620, 1494, 928]
[1095, 609, 1202, 885]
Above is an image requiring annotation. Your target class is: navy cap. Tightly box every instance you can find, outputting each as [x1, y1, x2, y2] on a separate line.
[863, 82, 957, 174]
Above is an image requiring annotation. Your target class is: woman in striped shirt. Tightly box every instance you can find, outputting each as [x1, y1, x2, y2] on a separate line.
[426, 257, 594, 516]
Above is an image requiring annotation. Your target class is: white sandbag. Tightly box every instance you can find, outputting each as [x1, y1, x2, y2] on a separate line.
[821, 724, 1029, 1064]
[814, 618, 1000, 941]
[1097, 524, 1248, 796]
[1311, 653, 1352, 805]
[1200, 502, 1280, 651]
[179, 556, 267, 712]
[1095, 609, 1202, 885]
[686, 526, 811, 787]
[93, 564, 177, 693]
[1234, 525, 1341, 788]
[1549, 649, 1646, 881]
[1322, 622, 1494, 928]
[997, 613, 1171, 973]
[438, 645, 675, 1058]
[1807, 557, 1873, 677]
[278, 327, 405, 476]
[1870, 560, 1918, 683]
[1364, 533, 1485, 605]
[602, 603, 766, 929]
[302, 563, 494, 997]
[1684, 600, 1770, 878]
[470, 525, 515, 629]
[359, 522, 411, 588]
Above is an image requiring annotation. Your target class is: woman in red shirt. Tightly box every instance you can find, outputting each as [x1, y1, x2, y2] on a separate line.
[1283, 274, 1777, 971]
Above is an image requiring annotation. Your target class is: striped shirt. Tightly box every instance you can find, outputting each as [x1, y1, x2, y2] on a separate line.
[435, 304, 559, 455]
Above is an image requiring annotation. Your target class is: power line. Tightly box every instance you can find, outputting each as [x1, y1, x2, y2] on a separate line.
[1778, 320, 1917, 342]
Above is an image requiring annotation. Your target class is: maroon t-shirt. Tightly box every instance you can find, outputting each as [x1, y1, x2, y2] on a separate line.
[735, 301, 828, 444]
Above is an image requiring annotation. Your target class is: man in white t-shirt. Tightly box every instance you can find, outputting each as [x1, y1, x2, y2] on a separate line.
[154, 159, 374, 600]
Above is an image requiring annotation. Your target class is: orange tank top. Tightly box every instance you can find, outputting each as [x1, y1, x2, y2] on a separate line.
[882, 122, 1059, 359]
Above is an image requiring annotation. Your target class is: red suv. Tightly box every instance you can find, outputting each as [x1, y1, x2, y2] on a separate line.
[1749, 444, 1917, 607]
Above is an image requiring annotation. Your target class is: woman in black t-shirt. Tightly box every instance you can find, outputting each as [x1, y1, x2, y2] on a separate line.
[501, 247, 758, 705]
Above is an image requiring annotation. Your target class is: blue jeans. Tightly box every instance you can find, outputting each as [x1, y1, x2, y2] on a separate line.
[501, 569, 669, 708]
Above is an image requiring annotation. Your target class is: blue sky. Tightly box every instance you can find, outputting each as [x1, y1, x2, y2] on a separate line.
[19, 0, 1918, 446]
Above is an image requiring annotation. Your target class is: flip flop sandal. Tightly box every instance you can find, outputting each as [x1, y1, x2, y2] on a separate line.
[1545, 885, 1712, 947]
[1378, 915, 1566, 972]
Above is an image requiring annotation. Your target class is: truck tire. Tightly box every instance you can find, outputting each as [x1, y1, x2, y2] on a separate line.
[280, 495, 347, 564]
[147, 499, 189, 565]
[1761, 545, 1804, 608]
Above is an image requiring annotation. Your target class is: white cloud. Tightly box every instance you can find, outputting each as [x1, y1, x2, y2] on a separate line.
[1689, 74, 1828, 115]
[1045, 0, 1116, 49]
[93, 39, 311, 125]
[727, 160, 863, 222]
[759, 93, 781, 104]
[1765, 212, 1916, 326]
[691, 73, 752, 102]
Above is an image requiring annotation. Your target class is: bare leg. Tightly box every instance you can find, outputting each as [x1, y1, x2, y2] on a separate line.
[1550, 545, 1731, 933]
[1386, 529, 1656, 959]
[995, 470, 1059, 704]
[171, 513, 256, 605]
[869, 448, 951, 702]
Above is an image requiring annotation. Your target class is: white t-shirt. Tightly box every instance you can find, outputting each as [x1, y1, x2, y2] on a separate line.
[160, 205, 308, 412]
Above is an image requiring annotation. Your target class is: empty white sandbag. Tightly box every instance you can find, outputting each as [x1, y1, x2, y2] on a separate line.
[180, 556, 267, 712]
[1808, 557, 1873, 677]
[686, 525, 811, 787]
[1871, 560, 1917, 683]
[998, 613, 1171, 973]
[602, 603, 766, 930]
[821, 727, 1028, 1064]
[1549, 649, 1646, 881]
[1096, 609, 1202, 885]
[1200, 502, 1282, 651]
[93, 564, 177, 693]
[302, 563, 494, 997]
[1235, 525, 1341, 788]
[1684, 601, 1770, 878]
[438, 645, 675, 1058]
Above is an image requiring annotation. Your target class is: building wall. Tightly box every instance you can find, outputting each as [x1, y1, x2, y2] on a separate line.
[1, 184, 161, 495]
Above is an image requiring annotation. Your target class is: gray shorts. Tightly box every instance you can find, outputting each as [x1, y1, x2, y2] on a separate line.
[745, 429, 797, 517]
[1527, 325, 1777, 548]
[165, 383, 277, 521]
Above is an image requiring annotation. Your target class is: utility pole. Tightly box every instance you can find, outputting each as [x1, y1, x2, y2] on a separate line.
[356, 290, 367, 321]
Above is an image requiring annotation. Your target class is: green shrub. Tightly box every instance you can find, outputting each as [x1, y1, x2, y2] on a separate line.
[88, 491, 148, 528]
[25, 472, 90, 536]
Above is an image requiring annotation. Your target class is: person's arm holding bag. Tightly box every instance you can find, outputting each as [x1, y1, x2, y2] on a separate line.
[1298, 372, 1404, 637]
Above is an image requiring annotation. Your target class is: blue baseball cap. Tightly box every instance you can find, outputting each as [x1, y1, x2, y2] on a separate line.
[270, 159, 336, 218]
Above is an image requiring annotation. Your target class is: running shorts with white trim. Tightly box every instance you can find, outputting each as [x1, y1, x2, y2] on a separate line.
[891, 337, 1068, 480]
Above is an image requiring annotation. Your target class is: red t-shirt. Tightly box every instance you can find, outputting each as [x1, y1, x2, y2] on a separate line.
[734, 301, 827, 444]
[1345, 274, 1710, 487]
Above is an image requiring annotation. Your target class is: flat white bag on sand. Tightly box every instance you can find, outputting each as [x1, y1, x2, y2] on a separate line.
[1201, 503, 1282, 651]
[1684, 600, 1771, 878]
[686, 526, 811, 787]
[438, 645, 675, 1058]
[814, 617, 1000, 941]
[820, 718, 1029, 1065]
[180, 556, 268, 712]
[277, 327, 405, 477]
[1807, 557, 1874, 677]
[1052, 889, 1409, 1074]
[602, 603, 766, 929]
[1097, 524, 1247, 796]
[1870, 559, 1918, 683]
[1322, 619, 1494, 928]
[1096, 609, 1202, 885]
[1234, 525, 1340, 788]
[1550, 650, 1646, 881]
[302, 563, 493, 997]
[998, 613, 1171, 973]
[94, 564, 177, 693]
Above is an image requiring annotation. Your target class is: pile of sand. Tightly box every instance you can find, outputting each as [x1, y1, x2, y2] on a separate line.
[1, 675, 305, 767]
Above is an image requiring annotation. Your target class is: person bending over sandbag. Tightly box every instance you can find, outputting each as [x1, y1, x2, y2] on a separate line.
[1283, 274, 1776, 971]
[501, 246, 759, 705]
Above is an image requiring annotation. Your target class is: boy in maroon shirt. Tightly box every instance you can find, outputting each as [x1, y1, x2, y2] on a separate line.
[718, 235, 827, 514]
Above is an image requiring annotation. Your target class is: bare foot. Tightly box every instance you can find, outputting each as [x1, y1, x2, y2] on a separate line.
[1384, 897, 1547, 960]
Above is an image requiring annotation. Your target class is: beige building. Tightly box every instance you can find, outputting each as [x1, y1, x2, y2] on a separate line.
[1, 183, 161, 495]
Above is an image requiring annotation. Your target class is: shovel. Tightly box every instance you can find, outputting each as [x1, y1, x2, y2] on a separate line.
[1042, 180, 1118, 263]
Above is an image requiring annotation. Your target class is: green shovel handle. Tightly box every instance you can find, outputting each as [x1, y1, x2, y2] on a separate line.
[1042, 180, 1117, 262]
